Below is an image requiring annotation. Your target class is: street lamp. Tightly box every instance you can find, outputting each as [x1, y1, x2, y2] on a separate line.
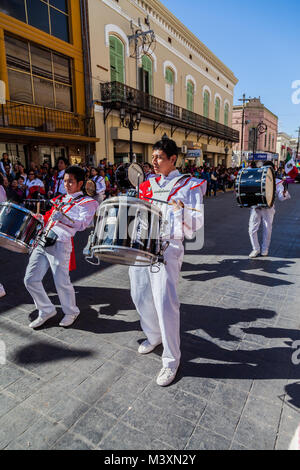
[119, 92, 142, 163]
[251, 121, 267, 161]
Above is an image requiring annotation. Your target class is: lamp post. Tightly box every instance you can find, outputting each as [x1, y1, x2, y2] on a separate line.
[251, 121, 267, 161]
[238, 94, 251, 165]
[119, 91, 141, 163]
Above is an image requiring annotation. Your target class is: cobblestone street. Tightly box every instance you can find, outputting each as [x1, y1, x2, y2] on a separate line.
[0, 187, 300, 450]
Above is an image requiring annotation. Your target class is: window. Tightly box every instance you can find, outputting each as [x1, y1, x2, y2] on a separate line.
[109, 36, 125, 84]
[203, 90, 210, 118]
[140, 55, 153, 95]
[186, 80, 194, 112]
[215, 97, 220, 122]
[165, 67, 174, 104]
[5, 34, 73, 110]
[0, 0, 70, 43]
[0, 0, 26, 22]
[224, 103, 229, 126]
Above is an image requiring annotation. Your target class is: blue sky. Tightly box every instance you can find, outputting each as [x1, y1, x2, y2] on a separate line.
[160, 0, 300, 138]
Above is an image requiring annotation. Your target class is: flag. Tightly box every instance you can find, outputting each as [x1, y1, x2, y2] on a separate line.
[285, 152, 298, 179]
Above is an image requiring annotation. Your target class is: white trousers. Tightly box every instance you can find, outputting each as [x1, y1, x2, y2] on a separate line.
[129, 240, 184, 369]
[249, 207, 275, 253]
[24, 241, 80, 317]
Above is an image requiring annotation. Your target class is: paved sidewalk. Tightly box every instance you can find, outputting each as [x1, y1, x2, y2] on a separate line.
[0, 186, 300, 450]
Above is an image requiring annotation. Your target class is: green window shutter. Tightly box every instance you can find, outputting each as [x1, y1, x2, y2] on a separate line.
[203, 90, 209, 118]
[215, 97, 220, 122]
[187, 81, 194, 112]
[109, 35, 124, 84]
[142, 55, 153, 95]
[224, 103, 229, 126]
[165, 68, 174, 85]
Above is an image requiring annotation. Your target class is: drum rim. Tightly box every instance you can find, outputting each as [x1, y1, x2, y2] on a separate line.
[0, 232, 30, 250]
[0, 201, 37, 218]
[99, 196, 162, 215]
[91, 244, 158, 265]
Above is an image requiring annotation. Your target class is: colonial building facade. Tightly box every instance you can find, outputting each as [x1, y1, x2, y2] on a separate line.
[232, 97, 278, 164]
[0, 0, 97, 167]
[87, 0, 239, 166]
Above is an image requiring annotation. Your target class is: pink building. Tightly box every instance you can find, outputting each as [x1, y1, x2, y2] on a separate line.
[232, 98, 278, 161]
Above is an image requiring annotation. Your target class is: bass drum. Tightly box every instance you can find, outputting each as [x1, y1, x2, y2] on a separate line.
[91, 196, 162, 266]
[0, 202, 44, 253]
[235, 167, 275, 208]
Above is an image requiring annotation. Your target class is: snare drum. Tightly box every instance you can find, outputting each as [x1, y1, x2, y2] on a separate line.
[0, 202, 44, 253]
[91, 196, 162, 266]
[235, 167, 275, 208]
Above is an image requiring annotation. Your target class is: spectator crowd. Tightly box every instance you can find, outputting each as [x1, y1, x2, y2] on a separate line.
[0, 152, 286, 210]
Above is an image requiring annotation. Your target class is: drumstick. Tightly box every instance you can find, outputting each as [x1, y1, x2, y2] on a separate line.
[142, 196, 203, 213]
[50, 201, 75, 223]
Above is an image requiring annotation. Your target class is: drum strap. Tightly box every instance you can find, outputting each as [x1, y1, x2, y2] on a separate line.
[149, 174, 191, 203]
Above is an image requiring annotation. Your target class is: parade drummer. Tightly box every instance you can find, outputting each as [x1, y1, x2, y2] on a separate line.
[248, 160, 291, 258]
[24, 166, 98, 328]
[129, 137, 206, 387]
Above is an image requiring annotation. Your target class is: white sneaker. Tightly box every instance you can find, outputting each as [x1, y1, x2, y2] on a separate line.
[0, 284, 6, 298]
[261, 251, 268, 256]
[249, 250, 260, 258]
[156, 366, 178, 387]
[59, 313, 79, 327]
[138, 339, 161, 355]
[29, 311, 57, 329]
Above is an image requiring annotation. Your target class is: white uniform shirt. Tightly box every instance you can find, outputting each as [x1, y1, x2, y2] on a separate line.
[140, 170, 206, 240]
[50, 191, 99, 242]
[25, 178, 44, 197]
[92, 175, 106, 195]
[53, 170, 67, 196]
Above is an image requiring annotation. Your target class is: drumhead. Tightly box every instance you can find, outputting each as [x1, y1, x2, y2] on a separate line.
[128, 163, 145, 187]
[264, 167, 275, 207]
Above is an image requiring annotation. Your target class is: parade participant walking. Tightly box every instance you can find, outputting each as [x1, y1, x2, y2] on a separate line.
[24, 166, 98, 328]
[249, 161, 291, 258]
[129, 138, 206, 386]
[143, 162, 156, 180]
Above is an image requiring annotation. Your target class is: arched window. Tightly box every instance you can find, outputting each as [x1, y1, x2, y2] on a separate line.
[165, 67, 174, 104]
[203, 90, 210, 118]
[215, 97, 220, 122]
[141, 55, 153, 95]
[109, 35, 125, 83]
[186, 80, 194, 112]
[224, 103, 229, 126]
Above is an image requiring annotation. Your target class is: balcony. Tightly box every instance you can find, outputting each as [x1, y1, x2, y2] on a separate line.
[100, 81, 239, 143]
[0, 101, 96, 138]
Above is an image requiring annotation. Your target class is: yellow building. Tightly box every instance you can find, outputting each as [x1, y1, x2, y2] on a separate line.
[0, 0, 98, 167]
[87, 0, 239, 167]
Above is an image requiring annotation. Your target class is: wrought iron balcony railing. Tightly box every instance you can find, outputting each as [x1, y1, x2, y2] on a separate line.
[0, 101, 95, 137]
[100, 81, 239, 143]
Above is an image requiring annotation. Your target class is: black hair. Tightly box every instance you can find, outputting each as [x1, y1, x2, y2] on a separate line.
[0, 173, 3, 186]
[250, 161, 257, 168]
[153, 137, 178, 159]
[65, 165, 85, 183]
[56, 157, 69, 166]
[263, 160, 275, 169]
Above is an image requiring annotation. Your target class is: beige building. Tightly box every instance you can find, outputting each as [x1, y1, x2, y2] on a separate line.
[87, 0, 239, 167]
